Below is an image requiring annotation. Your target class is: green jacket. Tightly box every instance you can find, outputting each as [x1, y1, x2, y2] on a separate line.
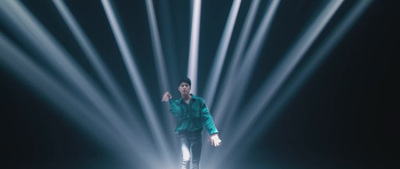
[169, 94, 218, 135]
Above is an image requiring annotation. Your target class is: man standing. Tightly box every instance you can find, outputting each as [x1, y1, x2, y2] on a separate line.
[162, 78, 221, 169]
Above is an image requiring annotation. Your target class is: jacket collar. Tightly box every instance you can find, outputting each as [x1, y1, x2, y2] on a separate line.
[179, 94, 196, 104]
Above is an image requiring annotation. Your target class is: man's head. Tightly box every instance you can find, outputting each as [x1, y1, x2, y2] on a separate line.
[178, 78, 191, 96]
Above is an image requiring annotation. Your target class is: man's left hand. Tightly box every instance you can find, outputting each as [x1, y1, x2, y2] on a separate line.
[209, 134, 222, 147]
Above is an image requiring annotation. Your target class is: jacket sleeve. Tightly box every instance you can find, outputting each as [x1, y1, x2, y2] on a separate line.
[169, 99, 181, 117]
[200, 101, 218, 135]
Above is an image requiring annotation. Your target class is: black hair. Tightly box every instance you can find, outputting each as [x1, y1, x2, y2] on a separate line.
[179, 77, 191, 87]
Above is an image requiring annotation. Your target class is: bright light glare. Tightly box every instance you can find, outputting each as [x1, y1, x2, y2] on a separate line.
[52, 0, 141, 131]
[229, 0, 344, 148]
[213, 0, 281, 132]
[203, 0, 242, 108]
[144, 0, 177, 147]
[187, 0, 201, 94]
[0, 0, 136, 142]
[249, 0, 374, 145]
[101, 0, 174, 166]
[209, 0, 261, 109]
[144, 0, 171, 93]
[0, 0, 373, 168]
[204, 0, 281, 168]
[0, 32, 154, 168]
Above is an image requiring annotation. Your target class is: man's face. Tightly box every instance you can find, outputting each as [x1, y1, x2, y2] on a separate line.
[178, 82, 191, 95]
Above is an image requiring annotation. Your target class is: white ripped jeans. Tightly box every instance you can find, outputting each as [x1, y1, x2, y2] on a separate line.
[178, 131, 202, 169]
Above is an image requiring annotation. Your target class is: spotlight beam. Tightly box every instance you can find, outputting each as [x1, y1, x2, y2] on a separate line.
[187, 0, 201, 94]
[208, 0, 261, 109]
[101, 0, 173, 165]
[203, 0, 242, 108]
[248, 0, 374, 150]
[228, 0, 344, 148]
[204, 1, 280, 167]
[208, 3, 346, 167]
[0, 33, 156, 168]
[52, 0, 142, 131]
[0, 33, 114, 145]
[157, 0, 179, 90]
[156, 0, 181, 138]
[207, 0, 344, 168]
[0, 0, 139, 146]
[144, 0, 176, 151]
[203, 0, 258, 160]
[144, 0, 171, 93]
[213, 0, 280, 130]
[215, 1, 372, 167]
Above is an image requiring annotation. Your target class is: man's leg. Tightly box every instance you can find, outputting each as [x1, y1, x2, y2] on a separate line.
[179, 135, 191, 169]
[191, 134, 202, 169]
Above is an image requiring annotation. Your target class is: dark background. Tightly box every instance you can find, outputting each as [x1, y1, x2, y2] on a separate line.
[1, 0, 398, 168]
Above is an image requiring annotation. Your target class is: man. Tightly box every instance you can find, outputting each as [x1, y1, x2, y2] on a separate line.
[161, 77, 221, 169]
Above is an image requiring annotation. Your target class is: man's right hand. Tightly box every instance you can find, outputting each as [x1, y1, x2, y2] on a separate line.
[161, 92, 172, 102]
